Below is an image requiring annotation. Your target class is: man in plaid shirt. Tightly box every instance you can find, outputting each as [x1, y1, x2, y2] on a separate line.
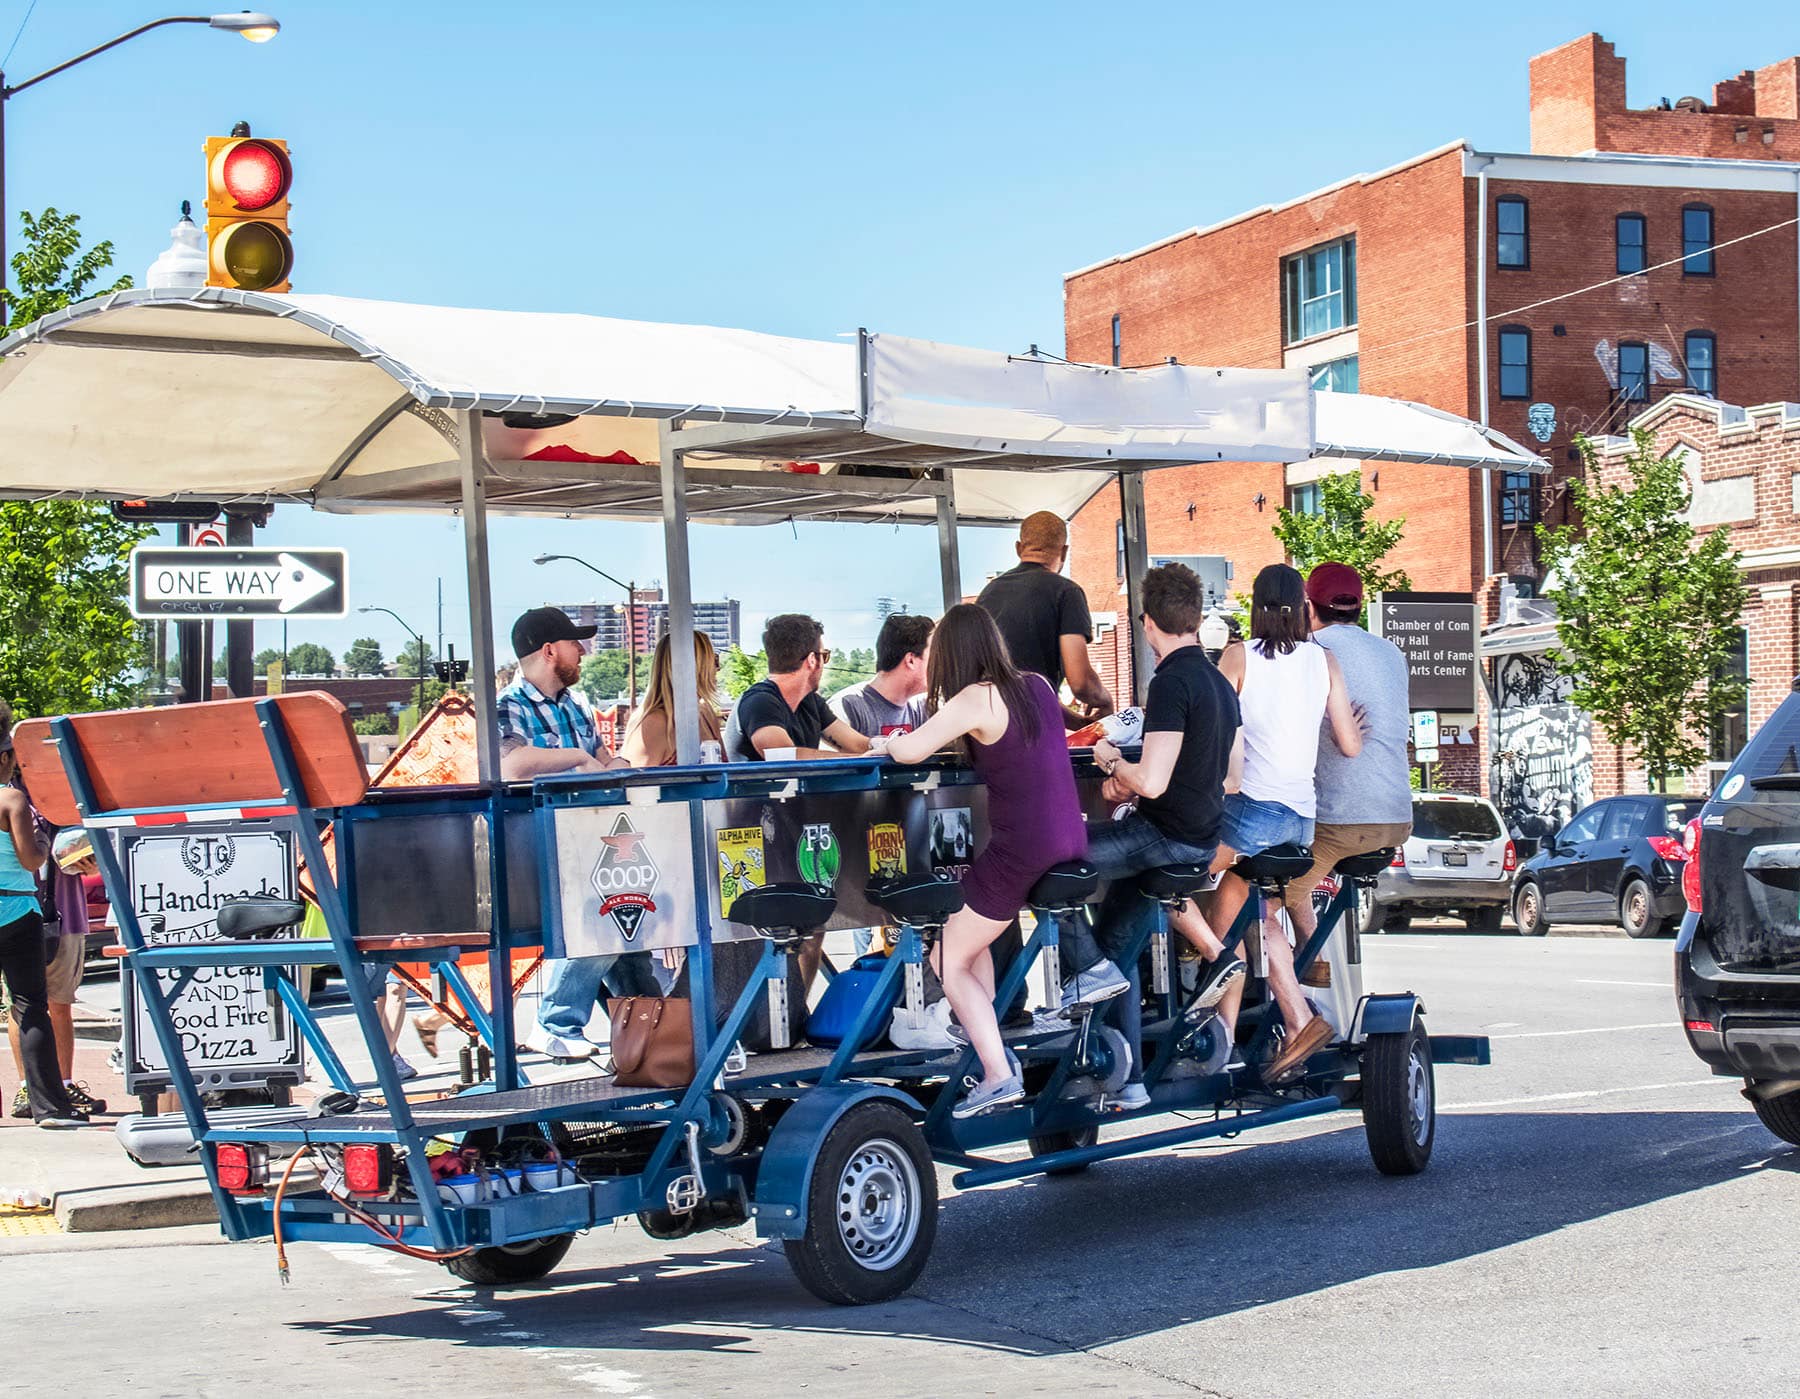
[501, 608, 638, 1060]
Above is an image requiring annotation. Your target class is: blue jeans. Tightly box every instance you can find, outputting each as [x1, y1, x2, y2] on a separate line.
[1218, 793, 1312, 858]
[1062, 814, 1216, 1084]
[536, 952, 662, 1039]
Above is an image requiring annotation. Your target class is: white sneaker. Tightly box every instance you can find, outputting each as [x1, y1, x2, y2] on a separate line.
[1060, 959, 1130, 1013]
[390, 1052, 419, 1082]
[523, 1023, 598, 1060]
[1108, 1081, 1150, 1111]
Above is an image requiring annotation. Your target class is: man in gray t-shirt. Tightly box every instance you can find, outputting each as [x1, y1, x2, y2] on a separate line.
[1284, 562, 1414, 945]
[830, 614, 932, 738]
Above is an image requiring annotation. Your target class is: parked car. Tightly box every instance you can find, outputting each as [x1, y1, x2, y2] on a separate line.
[81, 871, 113, 968]
[1511, 793, 1702, 938]
[1361, 792, 1515, 934]
[1677, 683, 1800, 1146]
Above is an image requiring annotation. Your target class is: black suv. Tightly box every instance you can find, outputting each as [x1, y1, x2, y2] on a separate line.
[1678, 682, 1800, 1147]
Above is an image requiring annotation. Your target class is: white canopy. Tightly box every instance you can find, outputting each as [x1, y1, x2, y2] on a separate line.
[0, 289, 1546, 529]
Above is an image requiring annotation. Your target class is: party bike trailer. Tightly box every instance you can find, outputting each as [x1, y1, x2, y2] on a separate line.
[0, 289, 1530, 1302]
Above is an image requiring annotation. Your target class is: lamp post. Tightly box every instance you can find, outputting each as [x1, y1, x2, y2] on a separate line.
[358, 605, 427, 717]
[533, 553, 639, 709]
[0, 11, 280, 321]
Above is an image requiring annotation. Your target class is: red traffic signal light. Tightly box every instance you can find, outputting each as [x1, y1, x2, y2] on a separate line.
[205, 133, 293, 292]
[111, 499, 224, 524]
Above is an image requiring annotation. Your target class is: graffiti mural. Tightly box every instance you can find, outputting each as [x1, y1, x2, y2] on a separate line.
[1491, 701, 1593, 851]
[1495, 652, 1575, 709]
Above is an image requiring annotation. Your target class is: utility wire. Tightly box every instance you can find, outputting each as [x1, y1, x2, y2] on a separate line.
[2, 0, 40, 71]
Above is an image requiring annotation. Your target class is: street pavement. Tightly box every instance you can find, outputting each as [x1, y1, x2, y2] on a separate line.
[3, 929, 1793, 1397]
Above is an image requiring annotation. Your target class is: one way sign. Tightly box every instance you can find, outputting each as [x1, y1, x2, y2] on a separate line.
[130, 547, 348, 619]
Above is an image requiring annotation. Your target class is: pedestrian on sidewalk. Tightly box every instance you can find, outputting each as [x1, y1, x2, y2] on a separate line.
[0, 704, 86, 1128]
[7, 838, 107, 1119]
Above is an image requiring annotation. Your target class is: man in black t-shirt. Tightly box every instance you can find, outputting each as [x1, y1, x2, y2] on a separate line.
[976, 511, 1113, 729]
[1058, 563, 1243, 1107]
[725, 614, 871, 762]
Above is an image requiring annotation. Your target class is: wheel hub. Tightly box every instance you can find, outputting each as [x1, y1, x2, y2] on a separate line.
[1407, 1041, 1432, 1147]
[836, 1139, 919, 1271]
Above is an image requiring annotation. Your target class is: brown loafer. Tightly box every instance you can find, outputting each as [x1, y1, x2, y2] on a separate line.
[1300, 961, 1331, 989]
[1266, 1013, 1334, 1084]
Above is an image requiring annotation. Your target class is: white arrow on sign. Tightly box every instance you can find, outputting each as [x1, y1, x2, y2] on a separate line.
[141, 551, 336, 614]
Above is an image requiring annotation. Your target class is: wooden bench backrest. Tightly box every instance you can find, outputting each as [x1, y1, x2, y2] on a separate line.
[14, 693, 369, 828]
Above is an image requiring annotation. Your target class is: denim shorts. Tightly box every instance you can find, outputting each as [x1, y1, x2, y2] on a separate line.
[1219, 793, 1313, 859]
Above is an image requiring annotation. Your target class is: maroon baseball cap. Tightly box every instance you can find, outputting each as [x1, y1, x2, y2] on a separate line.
[1305, 562, 1363, 611]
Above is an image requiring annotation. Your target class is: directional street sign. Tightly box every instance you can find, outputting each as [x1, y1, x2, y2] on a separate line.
[129, 547, 347, 619]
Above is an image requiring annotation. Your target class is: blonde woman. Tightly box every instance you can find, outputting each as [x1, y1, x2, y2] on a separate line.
[620, 631, 724, 767]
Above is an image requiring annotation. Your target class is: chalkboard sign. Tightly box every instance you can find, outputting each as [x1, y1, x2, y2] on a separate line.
[1372, 591, 1479, 713]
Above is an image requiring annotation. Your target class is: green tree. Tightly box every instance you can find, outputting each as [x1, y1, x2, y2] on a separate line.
[353, 712, 395, 736]
[721, 645, 768, 699]
[284, 641, 336, 676]
[397, 637, 434, 677]
[0, 210, 147, 717]
[1269, 470, 1411, 615]
[577, 648, 653, 704]
[253, 647, 284, 672]
[1540, 431, 1747, 789]
[342, 637, 384, 675]
[822, 646, 874, 698]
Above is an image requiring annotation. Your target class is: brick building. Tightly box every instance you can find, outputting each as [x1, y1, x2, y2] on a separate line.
[1063, 32, 1800, 736]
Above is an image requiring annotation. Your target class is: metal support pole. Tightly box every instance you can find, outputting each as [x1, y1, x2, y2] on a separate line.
[1119, 470, 1152, 705]
[656, 421, 701, 766]
[935, 488, 962, 608]
[627, 577, 638, 710]
[225, 513, 255, 698]
[1476, 159, 1495, 585]
[1, 80, 8, 325]
[456, 410, 500, 783]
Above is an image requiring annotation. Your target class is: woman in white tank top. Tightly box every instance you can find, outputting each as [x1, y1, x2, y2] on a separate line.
[1170, 563, 1362, 1086]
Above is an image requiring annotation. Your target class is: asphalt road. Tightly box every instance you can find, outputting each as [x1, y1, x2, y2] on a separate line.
[7, 929, 1792, 1398]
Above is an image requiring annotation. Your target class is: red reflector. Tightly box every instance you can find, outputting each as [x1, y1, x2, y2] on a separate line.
[215, 1143, 268, 1195]
[1503, 839, 1517, 872]
[1647, 835, 1686, 862]
[1685, 1019, 1715, 1034]
[343, 1144, 391, 1197]
[1682, 818, 1703, 914]
[1390, 848, 1406, 867]
[220, 139, 291, 210]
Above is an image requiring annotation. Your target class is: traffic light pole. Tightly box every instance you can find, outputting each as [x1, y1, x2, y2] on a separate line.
[225, 512, 256, 697]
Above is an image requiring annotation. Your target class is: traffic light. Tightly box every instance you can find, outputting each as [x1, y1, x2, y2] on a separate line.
[111, 499, 224, 524]
[204, 126, 292, 291]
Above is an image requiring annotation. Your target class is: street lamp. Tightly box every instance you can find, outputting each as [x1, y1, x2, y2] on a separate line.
[0, 12, 281, 320]
[533, 553, 639, 708]
[358, 605, 427, 717]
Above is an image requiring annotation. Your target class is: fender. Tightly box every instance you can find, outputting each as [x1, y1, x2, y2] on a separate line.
[1353, 991, 1424, 1042]
[747, 1083, 921, 1240]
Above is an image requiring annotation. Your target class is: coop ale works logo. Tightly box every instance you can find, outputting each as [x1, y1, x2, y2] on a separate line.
[590, 813, 660, 941]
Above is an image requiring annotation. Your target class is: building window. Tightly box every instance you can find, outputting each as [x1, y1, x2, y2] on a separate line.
[1618, 340, 1649, 401]
[1282, 237, 1357, 344]
[1110, 313, 1121, 367]
[1286, 481, 1323, 517]
[1710, 628, 1749, 764]
[1685, 331, 1716, 396]
[1500, 471, 1536, 525]
[1615, 214, 1647, 274]
[1115, 518, 1125, 579]
[1308, 355, 1359, 393]
[1496, 197, 1528, 268]
[1498, 326, 1531, 400]
[1682, 204, 1715, 275]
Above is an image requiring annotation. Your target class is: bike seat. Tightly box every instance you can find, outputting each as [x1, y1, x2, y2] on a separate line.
[215, 898, 306, 939]
[867, 873, 965, 927]
[1137, 863, 1213, 901]
[1234, 844, 1315, 889]
[1335, 848, 1396, 880]
[1028, 860, 1098, 911]
[727, 882, 836, 933]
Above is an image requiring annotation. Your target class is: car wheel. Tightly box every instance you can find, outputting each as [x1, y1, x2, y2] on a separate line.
[1359, 888, 1404, 935]
[1513, 882, 1549, 937]
[1464, 905, 1504, 935]
[1028, 1123, 1099, 1177]
[443, 1232, 574, 1285]
[1619, 877, 1665, 939]
[1751, 1084, 1800, 1147]
[1362, 1021, 1435, 1176]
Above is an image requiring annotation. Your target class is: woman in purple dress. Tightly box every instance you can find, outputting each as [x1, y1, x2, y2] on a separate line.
[877, 605, 1087, 1116]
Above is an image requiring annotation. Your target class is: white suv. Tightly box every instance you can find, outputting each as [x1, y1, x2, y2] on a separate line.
[1360, 792, 1517, 934]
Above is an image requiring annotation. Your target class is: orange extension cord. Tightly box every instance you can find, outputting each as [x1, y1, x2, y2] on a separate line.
[271, 1146, 472, 1283]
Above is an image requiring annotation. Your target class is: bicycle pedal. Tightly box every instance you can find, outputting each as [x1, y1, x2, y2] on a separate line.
[665, 1173, 704, 1215]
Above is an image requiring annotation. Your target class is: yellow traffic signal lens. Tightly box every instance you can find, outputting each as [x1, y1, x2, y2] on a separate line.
[213, 138, 291, 212]
[210, 222, 293, 291]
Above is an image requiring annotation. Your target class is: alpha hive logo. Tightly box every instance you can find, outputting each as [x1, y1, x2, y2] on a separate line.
[590, 813, 660, 941]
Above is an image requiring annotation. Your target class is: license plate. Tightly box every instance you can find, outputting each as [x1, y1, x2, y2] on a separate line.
[1443, 851, 1467, 867]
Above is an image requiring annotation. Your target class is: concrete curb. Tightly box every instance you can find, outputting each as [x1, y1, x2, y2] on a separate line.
[54, 1179, 220, 1233]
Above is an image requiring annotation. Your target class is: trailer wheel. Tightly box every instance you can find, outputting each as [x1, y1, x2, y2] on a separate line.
[1751, 1084, 1800, 1147]
[1028, 1124, 1098, 1176]
[443, 1231, 574, 1285]
[783, 1102, 936, 1305]
[1362, 1022, 1434, 1176]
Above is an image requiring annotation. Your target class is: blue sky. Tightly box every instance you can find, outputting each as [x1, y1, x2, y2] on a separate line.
[5, 1, 1795, 663]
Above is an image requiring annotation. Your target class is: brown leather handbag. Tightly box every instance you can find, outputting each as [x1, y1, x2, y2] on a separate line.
[606, 997, 696, 1089]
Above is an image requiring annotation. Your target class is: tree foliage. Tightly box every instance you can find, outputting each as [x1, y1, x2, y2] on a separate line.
[342, 637, 385, 675]
[1539, 431, 1747, 787]
[0, 210, 147, 717]
[577, 648, 653, 704]
[720, 646, 768, 699]
[822, 646, 875, 698]
[1270, 470, 1411, 607]
[397, 637, 434, 676]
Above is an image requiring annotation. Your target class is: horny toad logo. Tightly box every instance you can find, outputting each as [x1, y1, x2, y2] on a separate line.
[590, 813, 660, 941]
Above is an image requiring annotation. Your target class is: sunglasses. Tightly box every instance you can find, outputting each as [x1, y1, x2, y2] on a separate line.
[815, 648, 832, 664]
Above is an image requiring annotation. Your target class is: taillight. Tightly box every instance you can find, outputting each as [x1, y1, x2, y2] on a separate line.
[1685, 1019, 1716, 1034]
[215, 1143, 269, 1195]
[343, 1144, 393, 1197]
[1502, 839, 1517, 872]
[1682, 818, 1703, 913]
[1390, 848, 1406, 867]
[1647, 835, 1686, 862]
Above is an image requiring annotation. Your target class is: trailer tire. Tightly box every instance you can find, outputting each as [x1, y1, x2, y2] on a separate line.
[1028, 1124, 1098, 1176]
[783, 1101, 936, 1305]
[1751, 1084, 1800, 1147]
[1362, 1022, 1434, 1176]
[443, 1231, 574, 1285]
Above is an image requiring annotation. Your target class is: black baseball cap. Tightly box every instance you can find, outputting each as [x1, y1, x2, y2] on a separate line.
[511, 606, 596, 658]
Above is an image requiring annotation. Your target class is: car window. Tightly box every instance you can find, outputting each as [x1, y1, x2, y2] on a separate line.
[1559, 804, 1606, 843]
[1410, 799, 1502, 841]
[1659, 799, 1703, 832]
[1731, 693, 1800, 784]
[1601, 802, 1644, 840]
